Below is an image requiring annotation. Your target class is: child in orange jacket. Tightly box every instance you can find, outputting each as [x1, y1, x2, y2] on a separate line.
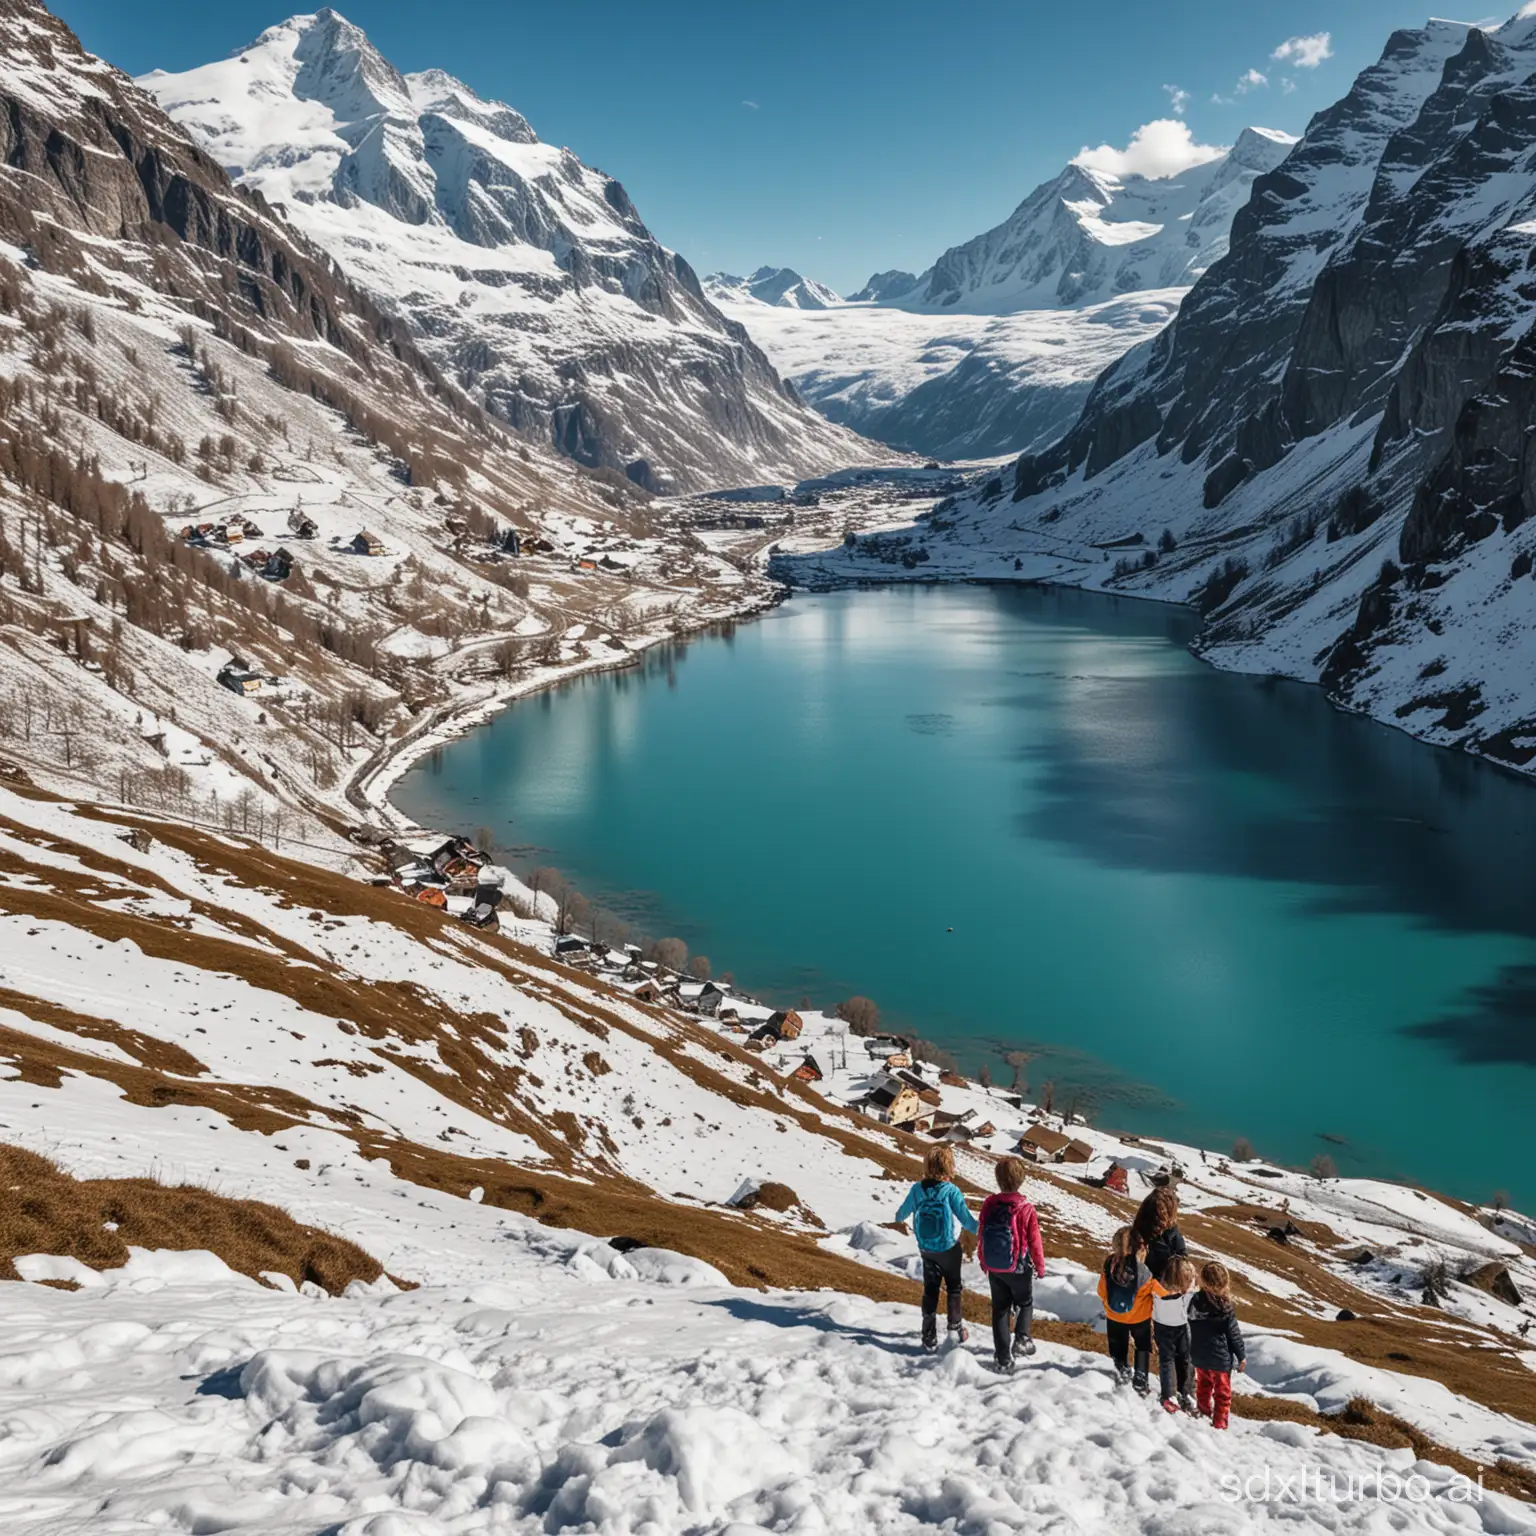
[1097, 1225, 1158, 1394]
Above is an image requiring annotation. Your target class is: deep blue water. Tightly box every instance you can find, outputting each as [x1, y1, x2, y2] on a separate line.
[394, 584, 1536, 1210]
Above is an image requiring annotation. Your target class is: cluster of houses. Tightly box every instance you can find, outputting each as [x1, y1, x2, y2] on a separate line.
[179, 514, 304, 581]
[379, 835, 505, 928]
[368, 834, 1120, 1182]
[180, 514, 266, 549]
[216, 655, 285, 697]
[848, 1044, 1094, 1163]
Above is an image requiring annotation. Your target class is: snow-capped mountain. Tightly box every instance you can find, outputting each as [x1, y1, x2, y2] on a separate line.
[704, 265, 841, 309]
[140, 11, 874, 494]
[786, 12, 1536, 775]
[714, 129, 1295, 459]
[872, 126, 1298, 315]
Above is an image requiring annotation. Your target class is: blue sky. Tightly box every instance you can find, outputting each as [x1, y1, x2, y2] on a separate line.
[59, 0, 1472, 293]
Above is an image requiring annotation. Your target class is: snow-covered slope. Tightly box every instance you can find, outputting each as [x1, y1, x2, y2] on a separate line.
[139, 11, 876, 494]
[1, 787, 1534, 1530]
[704, 264, 841, 309]
[715, 129, 1295, 459]
[782, 12, 1536, 776]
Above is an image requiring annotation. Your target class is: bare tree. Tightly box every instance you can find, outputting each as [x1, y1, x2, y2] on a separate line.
[1231, 1137, 1256, 1162]
[529, 866, 560, 911]
[977, 1064, 993, 1093]
[1309, 1153, 1338, 1181]
[912, 1038, 959, 1074]
[835, 996, 881, 1036]
[1003, 1049, 1033, 1094]
[652, 937, 688, 973]
[562, 890, 589, 938]
[687, 955, 711, 981]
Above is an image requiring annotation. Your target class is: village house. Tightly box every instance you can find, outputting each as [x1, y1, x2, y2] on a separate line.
[264, 548, 294, 582]
[554, 935, 591, 959]
[499, 527, 522, 556]
[860, 1074, 923, 1128]
[895, 1069, 942, 1107]
[460, 901, 499, 930]
[216, 659, 264, 696]
[766, 1009, 803, 1040]
[350, 529, 386, 556]
[288, 508, 319, 539]
[696, 982, 727, 1017]
[792, 1056, 824, 1084]
[1018, 1124, 1094, 1165]
[627, 978, 663, 1004]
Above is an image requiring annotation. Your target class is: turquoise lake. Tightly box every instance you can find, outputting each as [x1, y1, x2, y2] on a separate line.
[394, 584, 1536, 1210]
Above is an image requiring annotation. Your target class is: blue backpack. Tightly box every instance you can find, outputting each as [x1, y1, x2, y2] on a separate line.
[1103, 1259, 1141, 1314]
[980, 1202, 1021, 1273]
[912, 1184, 951, 1250]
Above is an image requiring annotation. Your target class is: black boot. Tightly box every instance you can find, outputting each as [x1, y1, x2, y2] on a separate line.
[922, 1312, 938, 1353]
[1133, 1352, 1151, 1396]
[1014, 1303, 1035, 1357]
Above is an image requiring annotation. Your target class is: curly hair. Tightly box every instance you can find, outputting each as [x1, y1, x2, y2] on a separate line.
[1132, 1185, 1179, 1248]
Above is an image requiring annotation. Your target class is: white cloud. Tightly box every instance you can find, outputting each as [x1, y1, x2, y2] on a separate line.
[1163, 83, 1190, 116]
[1236, 68, 1269, 94]
[1271, 31, 1333, 68]
[1075, 118, 1228, 180]
[741, 99, 760, 110]
[1281, 77, 1297, 95]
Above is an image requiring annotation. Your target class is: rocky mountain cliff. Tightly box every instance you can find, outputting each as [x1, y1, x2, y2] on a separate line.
[714, 129, 1293, 459]
[791, 11, 1536, 772]
[141, 10, 872, 494]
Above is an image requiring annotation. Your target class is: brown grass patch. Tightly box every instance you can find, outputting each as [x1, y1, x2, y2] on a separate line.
[0, 1143, 388, 1294]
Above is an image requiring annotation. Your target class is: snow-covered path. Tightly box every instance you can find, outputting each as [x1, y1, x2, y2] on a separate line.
[1, 1223, 1526, 1535]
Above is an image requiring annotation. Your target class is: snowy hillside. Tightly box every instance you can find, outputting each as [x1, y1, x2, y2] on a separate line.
[0, 786, 1534, 1529]
[704, 265, 842, 309]
[140, 11, 876, 494]
[781, 11, 1536, 777]
[714, 129, 1294, 458]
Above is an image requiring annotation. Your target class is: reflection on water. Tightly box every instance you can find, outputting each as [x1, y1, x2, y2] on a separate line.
[397, 584, 1536, 1207]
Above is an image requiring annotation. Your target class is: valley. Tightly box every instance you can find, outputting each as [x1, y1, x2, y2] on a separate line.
[0, 0, 1533, 1528]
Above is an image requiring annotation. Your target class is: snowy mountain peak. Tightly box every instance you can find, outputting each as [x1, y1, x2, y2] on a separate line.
[704, 266, 842, 309]
[142, 16, 871, 492]
[894, 127, 1297, 314]
[406, 66, 537, 145]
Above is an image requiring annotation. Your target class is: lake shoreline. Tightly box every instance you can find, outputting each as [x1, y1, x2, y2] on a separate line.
[389, 581, 1536, 1211]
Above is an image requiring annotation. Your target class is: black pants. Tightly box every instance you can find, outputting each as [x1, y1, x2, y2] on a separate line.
[988, 1270, 1034, 1364]
[1154, 1321, 1192, 1401]
[1106, 1318, 1151, 1386]
[920, 1243, 964, 1341]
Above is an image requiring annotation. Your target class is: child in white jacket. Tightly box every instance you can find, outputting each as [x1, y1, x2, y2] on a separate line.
[1152, 1256, 1197, 1413]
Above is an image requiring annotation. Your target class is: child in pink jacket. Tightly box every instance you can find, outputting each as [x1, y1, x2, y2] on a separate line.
[976, 1156, 1046, 1373]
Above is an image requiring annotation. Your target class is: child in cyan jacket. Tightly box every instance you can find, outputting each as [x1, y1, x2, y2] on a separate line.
[1097, 1225, 1157, 1394]
[1152, 1255, 1198, 1414]
[1187, 1260, 1246, 1429]
[976, 1156, 1046, 1373]
[895, 1144, 979, 1352]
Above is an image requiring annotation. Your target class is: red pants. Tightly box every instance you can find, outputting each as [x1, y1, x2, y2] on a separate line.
[1195, 1367, 1232, 1429]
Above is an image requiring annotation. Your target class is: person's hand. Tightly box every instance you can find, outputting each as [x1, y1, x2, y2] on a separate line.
[1237, 1362, 1246, 1374]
